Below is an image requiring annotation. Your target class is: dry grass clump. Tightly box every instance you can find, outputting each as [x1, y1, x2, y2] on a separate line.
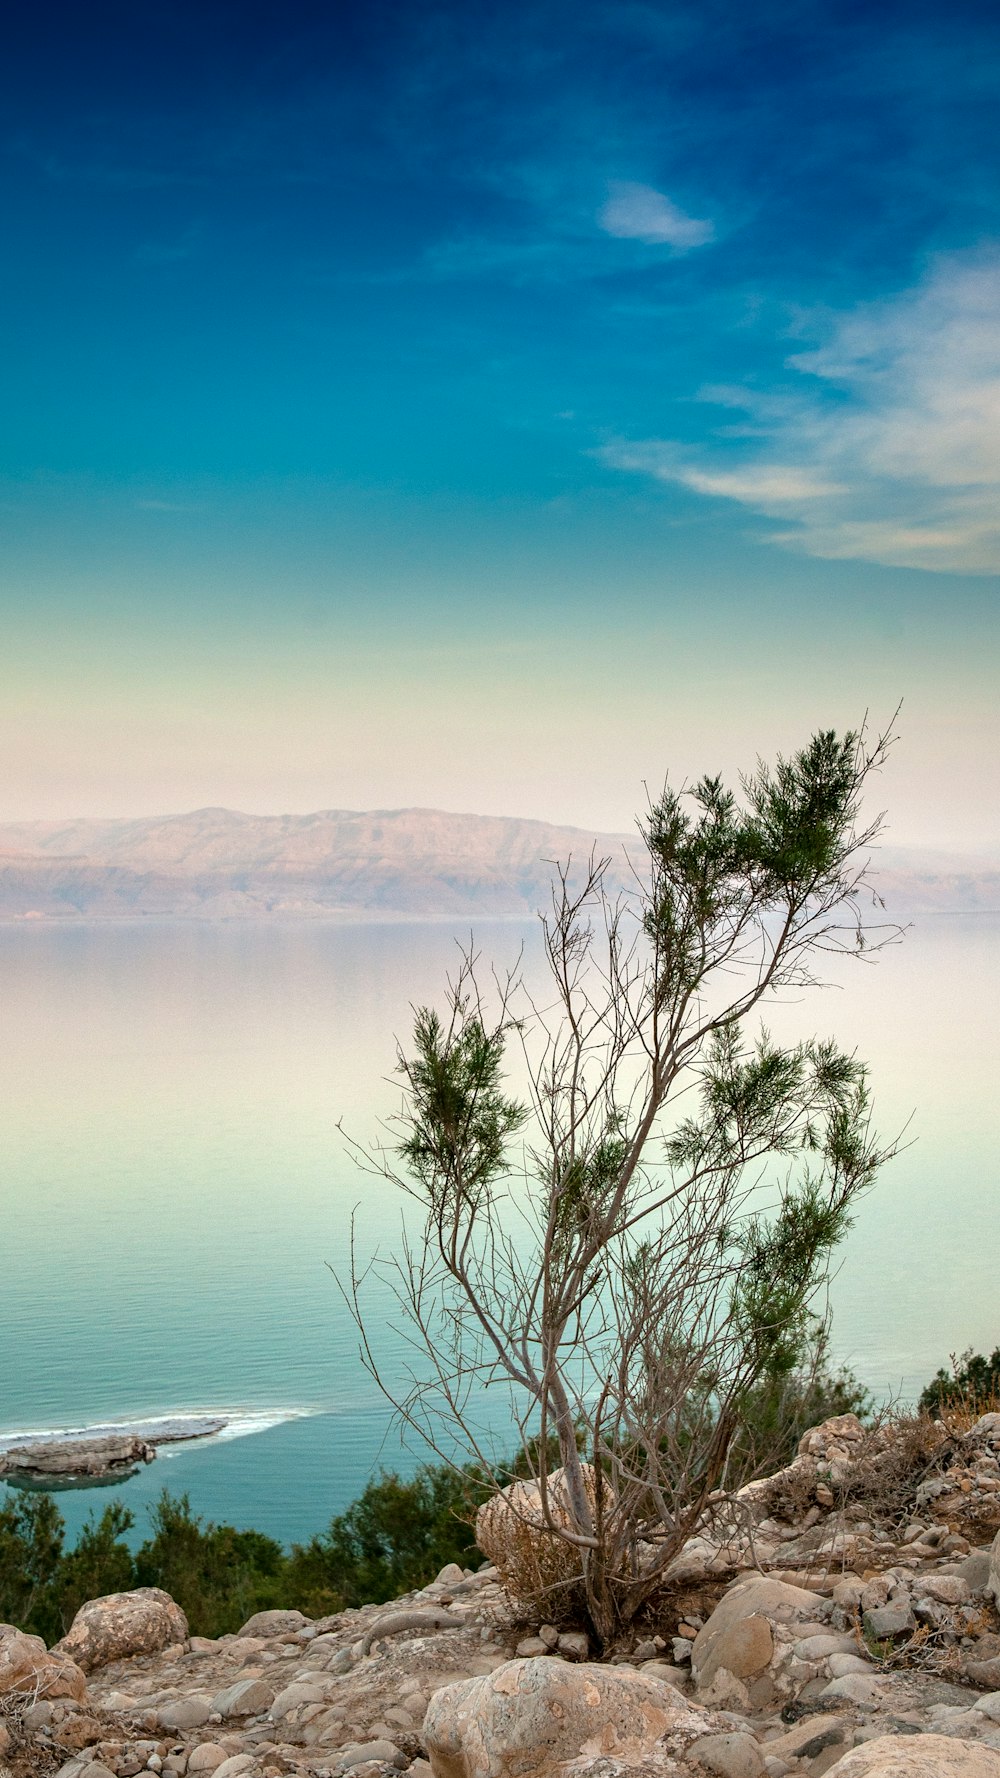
[475, 1466, 597, 1624]
[836, 1414, 951, 1524]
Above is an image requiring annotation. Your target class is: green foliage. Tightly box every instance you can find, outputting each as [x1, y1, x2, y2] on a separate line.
[286, 1463, 482, 1615]
[727, 1319, 871, 1481]
[0, 1491, 64, 1641]
[53, 1502, 135, 1633]
[0, 1467, 483, 1644]
[918, 1346, 1000, 1415]
[398, 1006, 526, 1210]
[135, 1492, 287, 1638]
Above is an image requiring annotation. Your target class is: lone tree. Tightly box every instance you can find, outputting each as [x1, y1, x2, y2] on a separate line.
[347, 725, 900, 1646]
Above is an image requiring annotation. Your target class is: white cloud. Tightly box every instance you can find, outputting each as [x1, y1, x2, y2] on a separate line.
[598, 181, 714, 249]
[601, 250, 1000, 573]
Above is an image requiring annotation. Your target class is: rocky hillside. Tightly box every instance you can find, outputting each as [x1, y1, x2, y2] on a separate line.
[0, 809, 996, 921]
[3, 1410, 1000, 1778]
[0, 809, 637, 921]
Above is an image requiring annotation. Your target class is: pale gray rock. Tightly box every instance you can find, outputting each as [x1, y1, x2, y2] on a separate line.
[210, 1675, 275, 1717]
[423, 1656, 708, 1778]
[187, 1750, 232, 1773]
[0, 1621, 88, 1701]
[0, 1433, 155, 1481]
[687, 1729, 766, 1776]
[212, 1760, 257, 1778]
[823, 1734, 1000, 1774]
[54, 1586, 188, 1672]
[235, 1607, 310, 1638]
[157, 1692, 212, 1729]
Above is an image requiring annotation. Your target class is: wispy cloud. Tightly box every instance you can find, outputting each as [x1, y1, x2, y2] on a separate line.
[598, 180, 714, 249]
[601, 250, 1000, 573]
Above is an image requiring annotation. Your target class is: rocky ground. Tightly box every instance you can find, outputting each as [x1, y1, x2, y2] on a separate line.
[3, 1411, 1000, 1778]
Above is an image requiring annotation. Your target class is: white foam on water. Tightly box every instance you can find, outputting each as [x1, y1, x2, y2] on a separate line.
[0, 1405, 319, 1457]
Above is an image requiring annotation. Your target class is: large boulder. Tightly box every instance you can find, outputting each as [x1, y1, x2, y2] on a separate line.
[690, 1575, 827, 1711]
[475, 1468, 603, 1607]
[423, 1656, 710, 1778]
[0, 1622, 88, 1702]
[824, 1735, 1000, 1775]
[54, 1587, 188, 1672]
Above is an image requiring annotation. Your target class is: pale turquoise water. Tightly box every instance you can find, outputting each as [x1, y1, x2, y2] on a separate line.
[2, 915, 997, 1547]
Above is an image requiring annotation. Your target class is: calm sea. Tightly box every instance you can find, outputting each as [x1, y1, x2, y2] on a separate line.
[2, 914, 997, 1547]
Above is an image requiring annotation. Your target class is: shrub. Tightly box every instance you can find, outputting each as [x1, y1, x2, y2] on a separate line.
[0, 1492, 64, 1641]
[134, 1491, 287, 1638]
[919, 1346, 1000, 1416]
[285, 1463, 483, 1614]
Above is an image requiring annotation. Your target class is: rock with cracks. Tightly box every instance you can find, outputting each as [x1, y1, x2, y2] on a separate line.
[423, 1655, 713, 1778]
[0, 1622, 88, 1702]
[824, 1733, 1000, 1775]
[54, 1586, 189, 1672]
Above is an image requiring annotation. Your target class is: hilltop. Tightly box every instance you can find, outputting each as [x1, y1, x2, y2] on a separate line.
[0, 808, 996, 922]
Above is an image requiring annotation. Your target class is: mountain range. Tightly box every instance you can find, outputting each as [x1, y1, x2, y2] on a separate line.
[0, 807, 997, 921]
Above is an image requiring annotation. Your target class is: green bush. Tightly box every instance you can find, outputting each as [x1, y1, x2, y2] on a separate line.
[0, 1465, 483, 1645]
[0, 1492, 64, 1641]
[134, 1492, 287, 1638]
[919, 1346, 1000, 1415]
[285, 1463, 483, 1616]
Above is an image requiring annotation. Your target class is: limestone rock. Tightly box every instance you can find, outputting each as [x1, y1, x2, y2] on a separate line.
[234, 1607, 310, 1638]
[423, 1655, 708, 1778]
[688, 1729, 766, 1775]
[0, 1434, 155, 1481]
[0, 1622, 88, 1701]
[54, 1587, 188, 1673]
[824, 1734, 1000, 1774]
[210, 1675, 275, 1717]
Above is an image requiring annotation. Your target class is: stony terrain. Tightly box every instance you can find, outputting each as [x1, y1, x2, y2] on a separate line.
[3, 1412, 1000, 1778]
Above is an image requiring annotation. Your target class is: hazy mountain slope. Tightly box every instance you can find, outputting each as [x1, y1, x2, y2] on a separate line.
[0, 809, 637, 920]
[0, 811, 996, 920]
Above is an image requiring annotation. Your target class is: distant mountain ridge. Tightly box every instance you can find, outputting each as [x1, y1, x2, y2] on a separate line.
[0, 807, 996, 921]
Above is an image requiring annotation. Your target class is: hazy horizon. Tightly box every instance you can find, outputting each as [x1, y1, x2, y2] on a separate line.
[2, 1, 998, 848]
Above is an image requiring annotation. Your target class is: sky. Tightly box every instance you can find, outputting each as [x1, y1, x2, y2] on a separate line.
[2, 0, 998, 845]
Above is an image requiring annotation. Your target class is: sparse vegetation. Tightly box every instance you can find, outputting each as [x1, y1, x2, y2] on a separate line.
[349, 724, 900, 1644]
[919, 1345, 1000, 1417]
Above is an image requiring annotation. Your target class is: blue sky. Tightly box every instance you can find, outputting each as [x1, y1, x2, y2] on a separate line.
[2, 0, 998, 841]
